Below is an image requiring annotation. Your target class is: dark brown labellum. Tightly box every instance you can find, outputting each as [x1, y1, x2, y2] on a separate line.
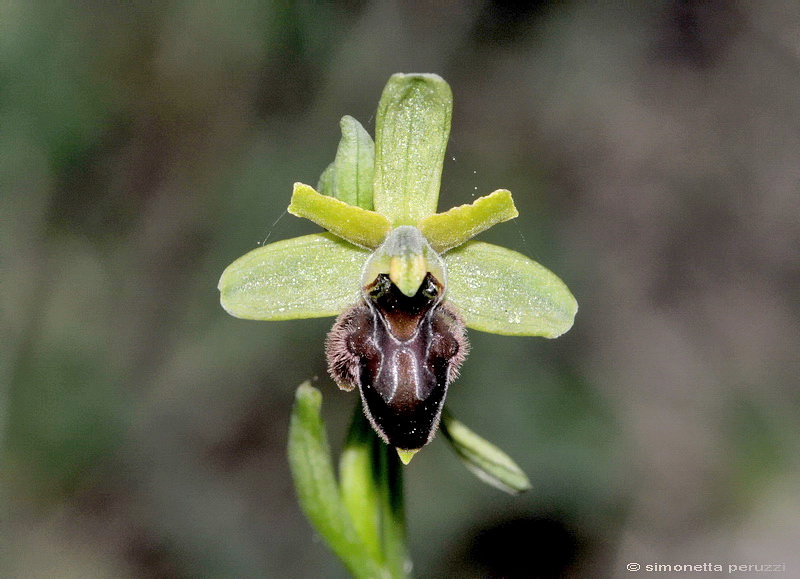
[326, 273, 468, 450]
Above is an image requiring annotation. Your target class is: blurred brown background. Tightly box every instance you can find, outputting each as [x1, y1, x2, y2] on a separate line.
[3, 1, 799, 577]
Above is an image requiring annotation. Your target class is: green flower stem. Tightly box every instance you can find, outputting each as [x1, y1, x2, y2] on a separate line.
[339, 403, 409, 577]
[288, 183, 391, 249]
[339, 407, 383, 563]
[373, 73, 452, 226]
[377, 439, 409, 577]
[418, 189, 518, 253]
[288, 382, 386, 578]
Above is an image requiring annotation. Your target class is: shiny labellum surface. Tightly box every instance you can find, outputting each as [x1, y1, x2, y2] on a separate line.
[326, 273, 468, 450]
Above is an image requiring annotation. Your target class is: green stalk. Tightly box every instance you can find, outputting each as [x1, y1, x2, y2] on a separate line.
[339, 406, 382, 563]
[377, 439, 409, 577]
[339, 405, 409, 578]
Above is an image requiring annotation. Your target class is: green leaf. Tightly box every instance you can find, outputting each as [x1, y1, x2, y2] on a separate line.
[288, 383, 385, 579]
[443, 241, 578, 337]
[373, 73, 452, 226]
[334, 115, 375, 210]
[218, 232, 369, 320]
[418, 189, 519, 253]
[440, 410, 532, 495]
[288, 183, 391, 249]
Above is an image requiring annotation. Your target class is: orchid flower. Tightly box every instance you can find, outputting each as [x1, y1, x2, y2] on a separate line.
[219, 73, 577, 466]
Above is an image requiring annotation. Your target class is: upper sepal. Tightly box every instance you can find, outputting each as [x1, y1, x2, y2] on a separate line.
[373, 73, 452, 225]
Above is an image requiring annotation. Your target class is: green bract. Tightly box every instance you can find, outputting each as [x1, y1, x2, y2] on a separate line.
[220, 73, 577, 338]
[439, 409, 532, 495]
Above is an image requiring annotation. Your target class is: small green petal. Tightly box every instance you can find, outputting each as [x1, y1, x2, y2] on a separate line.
[288, 183, 391, 249]
[440, 410, 532, 495]
[444, 241, 578, 337]
[373, 73, 452, 226]
[418, 189, 519, 253]
[218, 232, 369, 320]
[334, 115, 375, 210]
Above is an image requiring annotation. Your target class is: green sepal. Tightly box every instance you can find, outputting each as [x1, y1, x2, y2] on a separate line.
[440, 409, 532, 495]
[444, 241, 578, 337]
[334, 115, 375, 210]
[218, 232, 369, 320]
[317, 162, 335, 196]
[373, 73, 452, 226]
[288, 183, 391, 249]
[288, 383, 385, 579]
[318, 117, 375, 208]
[418, 189, 519, 253]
